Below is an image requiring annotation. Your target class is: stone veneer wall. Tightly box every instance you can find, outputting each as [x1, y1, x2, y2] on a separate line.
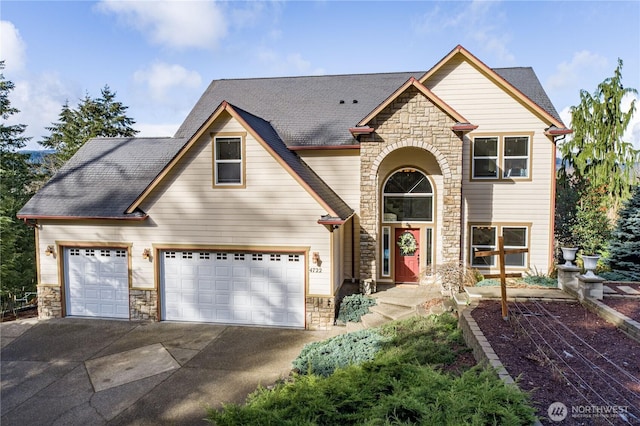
[359, 86, 464, 281]
[130, 289, 159, 321]
[306, 296, 335, 330]
[38, 285, 62, 319]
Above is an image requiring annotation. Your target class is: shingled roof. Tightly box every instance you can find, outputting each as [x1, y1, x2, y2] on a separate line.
[19, 59, 563, 221]
[175, 67, 563, 145]
[18, 137, 185, 219]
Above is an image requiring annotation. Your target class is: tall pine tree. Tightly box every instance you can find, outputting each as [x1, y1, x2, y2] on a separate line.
[40, 85, 138, 175]
[607, 185, 640, 280]
[0, 62, 37, 303]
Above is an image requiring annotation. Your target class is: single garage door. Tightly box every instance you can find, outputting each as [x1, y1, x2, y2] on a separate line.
[64, 248, 129, 318]
[161, 251, 305, 327]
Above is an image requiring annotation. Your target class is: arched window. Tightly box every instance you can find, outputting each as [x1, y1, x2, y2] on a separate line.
[383, 169, 433, 222]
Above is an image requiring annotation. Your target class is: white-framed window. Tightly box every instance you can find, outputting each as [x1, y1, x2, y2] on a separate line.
[470, 225, 529, 268]
[214, 136, 243, 186]
[382, 169, 433, 223]
[382, 226, 391, 277]
[503, 136, 529, 178]
[472, 137, 498, 179]
[472, 135, 531, 179]
[470, 226, 497, 267]
[503, 227, 528, 266]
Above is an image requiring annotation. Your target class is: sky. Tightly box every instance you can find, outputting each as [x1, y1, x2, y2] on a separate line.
[2, 0, 639, 151]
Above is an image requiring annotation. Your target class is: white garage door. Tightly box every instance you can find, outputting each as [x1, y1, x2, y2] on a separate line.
[161, 251, 305, 327]
[64, 248, 129, 318]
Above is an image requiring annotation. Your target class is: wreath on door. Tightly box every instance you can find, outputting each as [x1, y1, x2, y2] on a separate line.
[397, 231, 417, 256]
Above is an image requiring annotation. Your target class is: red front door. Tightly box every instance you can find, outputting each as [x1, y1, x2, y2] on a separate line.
[394, 228, 420, 283]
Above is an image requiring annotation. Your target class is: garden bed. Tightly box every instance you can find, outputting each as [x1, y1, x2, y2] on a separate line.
[472, 300, 640, 425]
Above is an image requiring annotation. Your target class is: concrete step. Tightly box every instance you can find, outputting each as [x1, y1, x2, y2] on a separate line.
[361, 311, 390, 329]
[369, 302, 416, 321]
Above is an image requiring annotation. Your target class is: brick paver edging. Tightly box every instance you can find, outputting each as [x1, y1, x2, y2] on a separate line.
[458, 304, 543, 426]
[561, 287, 640, 343]
[458, 305, 515, 385]
[582, 297, 640, 343]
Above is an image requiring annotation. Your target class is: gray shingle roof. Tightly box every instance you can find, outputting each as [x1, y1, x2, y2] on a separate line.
[175, 68, 564, 144]
[232, 104, 353, 219]
[18, 137, 185, 219]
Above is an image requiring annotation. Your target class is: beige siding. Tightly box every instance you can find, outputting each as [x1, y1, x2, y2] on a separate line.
[425, 57, 554, 272]
[298, 150, 361, 213]
[37, 114, 336, 297]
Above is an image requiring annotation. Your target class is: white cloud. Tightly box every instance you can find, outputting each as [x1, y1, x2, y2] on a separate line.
[133, 62, 202, 102]
[0, 21, 27, 72]
[135, 122, 180, 138]
[412, 0, 514, 64]
[257, 49, 325, 76]
[622, 92, 640, 150]
[547, 50, 608, 91]
[97, 0, 227, 50]
[5, 72, 79, 149]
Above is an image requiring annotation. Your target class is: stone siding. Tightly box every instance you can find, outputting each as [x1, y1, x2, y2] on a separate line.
[38, 285, 62, 319]
[130, 289, 159, 321]
[359, 86, 463, 281]
[306, 296, 336, 330]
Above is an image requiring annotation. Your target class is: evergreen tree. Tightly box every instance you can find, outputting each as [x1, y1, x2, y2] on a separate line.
[0, 62, 37, 304]
[607, 185, 640, 279]
[40, 85, 138, 175]
[559, 59, 639, 213]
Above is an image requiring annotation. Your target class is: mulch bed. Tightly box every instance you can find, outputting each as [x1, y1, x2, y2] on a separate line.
[1, 306, 38, 322]
[472, 300, 640, 425]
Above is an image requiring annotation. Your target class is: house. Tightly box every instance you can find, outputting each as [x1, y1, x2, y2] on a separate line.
[18, 45, 571, 329]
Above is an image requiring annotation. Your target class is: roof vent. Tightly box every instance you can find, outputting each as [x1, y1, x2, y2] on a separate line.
[352, 99, 358, 104]
[339, 100, 345, 104]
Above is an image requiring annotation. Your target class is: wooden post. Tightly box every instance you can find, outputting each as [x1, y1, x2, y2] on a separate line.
[473, 236, 529, 321]
[498, 236, 508, 320]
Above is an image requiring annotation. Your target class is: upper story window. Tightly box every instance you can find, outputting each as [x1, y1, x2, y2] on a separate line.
[213, 135, 244, 187]
[383, 169, 433, 222]
[472, 134, 531, 180]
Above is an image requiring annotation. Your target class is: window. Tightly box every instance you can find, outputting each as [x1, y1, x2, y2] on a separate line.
[382, 226, 391, 277]
[503, 227, 527, 266]
[470, 225, 529, 268]
[383, 170, 433, 222]
[471, 226, 496, 266]
[472, 137, 498, 178]
[214, 136, 243, 186]
[472, 135, 531, 179]
[503, 137, 529, 178]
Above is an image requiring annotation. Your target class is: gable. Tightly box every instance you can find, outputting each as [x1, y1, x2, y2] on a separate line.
[132, 102, 353, 221]
[420, 46, 566, 129]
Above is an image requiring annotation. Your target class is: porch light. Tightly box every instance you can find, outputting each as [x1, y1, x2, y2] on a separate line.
[312, 252, 320, 265]
[44, 245, 55, 257]
[142, 248, 151, 260]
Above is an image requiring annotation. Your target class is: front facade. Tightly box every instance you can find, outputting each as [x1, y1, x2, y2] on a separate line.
[19, 46, 570, 329]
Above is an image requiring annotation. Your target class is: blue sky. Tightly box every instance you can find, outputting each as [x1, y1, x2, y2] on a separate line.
[2, 0, 639, 151]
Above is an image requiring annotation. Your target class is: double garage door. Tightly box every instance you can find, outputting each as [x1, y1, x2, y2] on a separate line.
[160, 250, 305, 328]
[64, 247, 306, 327]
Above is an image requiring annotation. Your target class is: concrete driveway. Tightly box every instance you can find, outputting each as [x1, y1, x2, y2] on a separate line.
[1, 318, 341, 425]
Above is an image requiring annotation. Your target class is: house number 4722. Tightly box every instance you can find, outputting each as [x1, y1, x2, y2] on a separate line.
[309, 267, 322, 273]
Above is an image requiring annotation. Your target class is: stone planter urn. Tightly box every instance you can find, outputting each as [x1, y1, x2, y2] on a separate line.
[581, 255, 600, 278]
[560, 247, 578, 267]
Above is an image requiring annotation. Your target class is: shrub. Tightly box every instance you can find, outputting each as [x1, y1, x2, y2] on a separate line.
[475, 278, 500, 287]
[336, 293, 376, 323]
[291, 328, 388, 377]
[524, 268, 558, 288]
[437, 262, 480, 295]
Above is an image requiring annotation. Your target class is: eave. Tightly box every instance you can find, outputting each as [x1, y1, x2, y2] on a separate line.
[17, 214, 148, 222]
[544, 125, 573, 137]
[288, 144, 361, 151]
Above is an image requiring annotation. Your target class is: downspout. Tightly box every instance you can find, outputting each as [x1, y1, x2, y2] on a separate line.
[351, 217, 356, 283]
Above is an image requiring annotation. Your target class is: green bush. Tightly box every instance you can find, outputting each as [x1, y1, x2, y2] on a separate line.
[475, 278, 500, 287]
[523, 275, 558, 288]
[336, 293, 376, 323]
[292, 328, 388, 377]
[208, 314, 535, 425]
